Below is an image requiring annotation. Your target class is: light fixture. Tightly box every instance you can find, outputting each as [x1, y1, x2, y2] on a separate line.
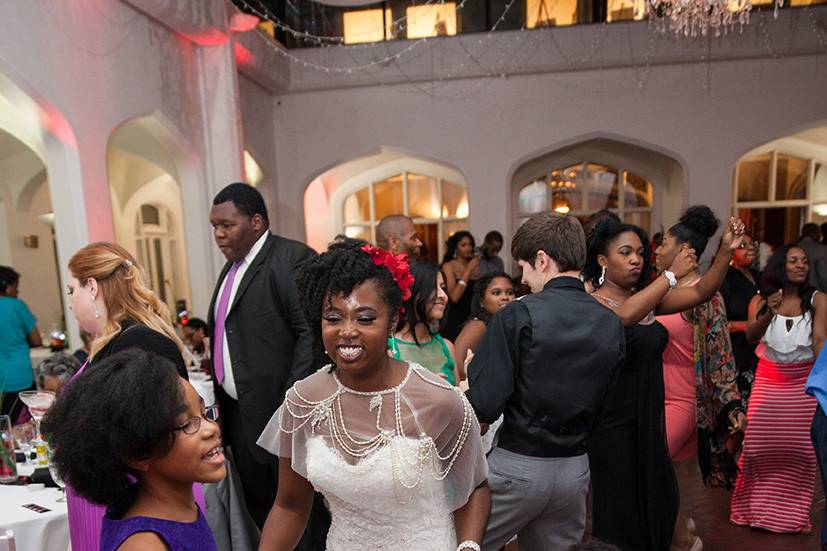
[814, 204, 827, 217]
[646, 0, 783, 37]
[552, 194, 571, 214]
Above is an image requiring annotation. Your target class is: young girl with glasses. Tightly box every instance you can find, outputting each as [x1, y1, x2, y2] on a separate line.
[43, 349, 225, 551]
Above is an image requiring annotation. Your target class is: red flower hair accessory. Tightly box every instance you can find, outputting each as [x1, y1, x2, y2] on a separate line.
[360, 244, 414, 302]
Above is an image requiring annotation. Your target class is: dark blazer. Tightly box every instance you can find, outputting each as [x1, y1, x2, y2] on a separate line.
[208, 232, 321, 463]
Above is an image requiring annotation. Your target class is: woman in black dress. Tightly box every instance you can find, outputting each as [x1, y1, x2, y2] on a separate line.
[440, 231, 479, 341]
[718, 235, 760, 409]
[66, 241, 187, 376]
[584, 216, 744, 551]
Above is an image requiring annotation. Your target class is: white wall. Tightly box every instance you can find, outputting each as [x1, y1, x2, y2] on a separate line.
[257, 8, 827, 264]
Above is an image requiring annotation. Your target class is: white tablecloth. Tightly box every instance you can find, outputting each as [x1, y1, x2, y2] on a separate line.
[189, 372, 215, 406]
[0, 480, 69, 551]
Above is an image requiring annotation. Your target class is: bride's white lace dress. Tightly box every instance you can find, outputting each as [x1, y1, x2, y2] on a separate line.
[257, 363, 487, 550]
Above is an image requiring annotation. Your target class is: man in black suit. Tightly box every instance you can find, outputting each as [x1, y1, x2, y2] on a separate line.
[208, 183, 327, 546]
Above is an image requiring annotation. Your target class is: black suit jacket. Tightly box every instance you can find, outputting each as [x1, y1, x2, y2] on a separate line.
[208, 232, 321, 463]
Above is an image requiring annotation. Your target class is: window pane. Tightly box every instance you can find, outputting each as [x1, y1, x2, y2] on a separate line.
[738, 206, 804, 249]
[343, 187, 371, 224]
[407, 174, 440, 219]
[406, 3, 457, 39]
[624, 172, 653, 208]
[442, 180, 469, 218]
[442, 220, 468, 242]
[343, 9, 392, 45]
[526, 0, 580, 27]
[607, 0, 646, 21]
[578, 163, 619, 210]
[343, 225, 372, 243]
[623, 211, 652, 235]
[551, 168, 582, 213]
[415, 222, 440, 264]
[518, 180, 548, 214]
[737, 154, 771, 202]
[141, 204, 160, 225]
[814, 164, 827, 201]
[373, 175, 404, 219]
[775, 154, 808, 200]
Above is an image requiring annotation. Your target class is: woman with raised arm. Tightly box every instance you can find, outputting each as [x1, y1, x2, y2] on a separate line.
[654, 206, 745, 551]
[257, 241, 490, 551]
[730, 244, 827, 534]
[584, 216, 744, 551]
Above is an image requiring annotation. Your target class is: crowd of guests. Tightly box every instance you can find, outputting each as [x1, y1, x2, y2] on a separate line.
[3, 181, 827, 551]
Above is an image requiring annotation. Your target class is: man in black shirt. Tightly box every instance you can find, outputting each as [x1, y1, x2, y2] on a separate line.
[467, 212, 625, 551]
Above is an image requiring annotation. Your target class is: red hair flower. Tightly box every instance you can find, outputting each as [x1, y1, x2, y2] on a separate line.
[360, 244, 414, 302]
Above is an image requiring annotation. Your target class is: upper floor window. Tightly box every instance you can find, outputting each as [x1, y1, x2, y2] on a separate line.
[517, 162, 654, 233]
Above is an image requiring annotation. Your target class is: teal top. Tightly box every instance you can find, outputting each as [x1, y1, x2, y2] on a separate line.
[389, 334, 456, 385]
[0, 296, 36, 392]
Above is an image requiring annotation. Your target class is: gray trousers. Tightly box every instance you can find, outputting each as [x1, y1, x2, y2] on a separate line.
[482, 447, 590, 551]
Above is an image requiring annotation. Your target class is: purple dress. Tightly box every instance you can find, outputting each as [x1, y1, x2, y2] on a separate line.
[65, 360, 207, 550]
[100, 506, 217, 551]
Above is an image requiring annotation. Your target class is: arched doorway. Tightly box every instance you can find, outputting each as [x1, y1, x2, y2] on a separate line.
[303, 149, 470, 264]
[107, 117, 192, 319]
[733, 126, 827, 248]
[510, 137, 686, 238]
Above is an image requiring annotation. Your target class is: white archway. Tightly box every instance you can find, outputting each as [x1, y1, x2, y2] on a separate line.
[303, 148, 470, 263]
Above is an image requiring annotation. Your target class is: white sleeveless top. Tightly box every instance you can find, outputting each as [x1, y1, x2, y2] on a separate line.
[757, 311, 814, 364]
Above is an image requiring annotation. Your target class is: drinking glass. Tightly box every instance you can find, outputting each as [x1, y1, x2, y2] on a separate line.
[18, 390, 56, 438]
[12, 421, 36, 465]
[0, 415, 18, 483]
[47, 445, 66, 502]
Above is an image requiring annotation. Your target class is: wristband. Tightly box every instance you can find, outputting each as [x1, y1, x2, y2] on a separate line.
[457, 541, 481, 551]
[663, 270, 677, 289]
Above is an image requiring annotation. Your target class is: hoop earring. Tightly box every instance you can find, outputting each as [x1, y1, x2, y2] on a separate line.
[598, 265, 606, 287]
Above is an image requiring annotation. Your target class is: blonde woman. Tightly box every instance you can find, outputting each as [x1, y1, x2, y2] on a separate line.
[62, 242, 190, 551]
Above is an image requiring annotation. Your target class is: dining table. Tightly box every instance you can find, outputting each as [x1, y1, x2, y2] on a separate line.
[0, 465, 70, 551]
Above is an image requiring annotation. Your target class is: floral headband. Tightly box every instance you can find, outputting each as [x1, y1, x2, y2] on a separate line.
[360, 244, 414, 302]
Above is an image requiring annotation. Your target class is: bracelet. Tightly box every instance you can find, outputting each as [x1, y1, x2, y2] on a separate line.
[457, 279, 467, 287]
[457, 541, 481, 551]
[662, 270, 677, 289]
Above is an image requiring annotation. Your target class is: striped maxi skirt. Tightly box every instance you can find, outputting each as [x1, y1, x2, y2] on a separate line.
[730, 357, 817, 533]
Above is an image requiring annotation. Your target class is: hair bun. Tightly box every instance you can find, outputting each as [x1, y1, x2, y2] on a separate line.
[679, 205, 719, 238]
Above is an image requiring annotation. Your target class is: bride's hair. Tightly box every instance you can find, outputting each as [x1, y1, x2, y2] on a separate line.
[298, 239, 403, 347]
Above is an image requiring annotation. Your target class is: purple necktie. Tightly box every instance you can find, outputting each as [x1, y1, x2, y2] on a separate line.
[213, 262, 241, 384]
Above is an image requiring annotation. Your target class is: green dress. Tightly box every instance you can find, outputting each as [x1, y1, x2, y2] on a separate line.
[389, 334, 456, 385]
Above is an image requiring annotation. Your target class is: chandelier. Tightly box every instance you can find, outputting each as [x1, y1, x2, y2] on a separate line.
[646, 0, 784, 37]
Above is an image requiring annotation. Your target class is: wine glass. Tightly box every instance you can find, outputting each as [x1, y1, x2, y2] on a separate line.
[18, 390, 55, 439]
[12, 421, 36, 466]
[47, 445, 66, 502]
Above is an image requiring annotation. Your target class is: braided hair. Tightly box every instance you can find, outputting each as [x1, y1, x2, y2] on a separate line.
[298, 239, 403, 349]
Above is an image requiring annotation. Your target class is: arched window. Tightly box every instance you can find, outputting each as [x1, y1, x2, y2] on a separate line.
[517, 162, 654, 233]
[340, 172, 469, 263]
[135, 203, 180, 308]
[734, 151, 827, 247]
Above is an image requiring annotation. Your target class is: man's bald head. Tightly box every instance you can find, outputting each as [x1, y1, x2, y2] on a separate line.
[376, 215, 422, 258]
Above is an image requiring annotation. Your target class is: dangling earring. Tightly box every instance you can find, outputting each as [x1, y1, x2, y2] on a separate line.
[389, 333, 399, 356]
[598, 265, 606, 287]
[91, 294, 100, 319]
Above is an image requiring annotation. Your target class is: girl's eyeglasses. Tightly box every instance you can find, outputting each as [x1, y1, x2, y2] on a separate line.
[172, 404, 219, 435]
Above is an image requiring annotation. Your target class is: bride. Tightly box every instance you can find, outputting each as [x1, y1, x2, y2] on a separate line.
[257, 241, 490, 551]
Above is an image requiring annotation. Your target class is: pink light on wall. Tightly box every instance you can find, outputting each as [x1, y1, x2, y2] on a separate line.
[234, 43, 255, 67]
[304, 178, 333, 252]
[38, 105, 77, 149]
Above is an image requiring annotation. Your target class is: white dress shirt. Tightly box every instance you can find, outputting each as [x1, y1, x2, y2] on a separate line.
[214, 231, 269, 400]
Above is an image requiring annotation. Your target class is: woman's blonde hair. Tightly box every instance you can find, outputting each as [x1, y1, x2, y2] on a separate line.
[68, 242, 184, 359]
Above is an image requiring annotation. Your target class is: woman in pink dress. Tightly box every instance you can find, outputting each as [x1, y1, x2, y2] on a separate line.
[730, 243, 827, 534]
[62, 242, 200, 550]
[655, 206, 745, 551]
